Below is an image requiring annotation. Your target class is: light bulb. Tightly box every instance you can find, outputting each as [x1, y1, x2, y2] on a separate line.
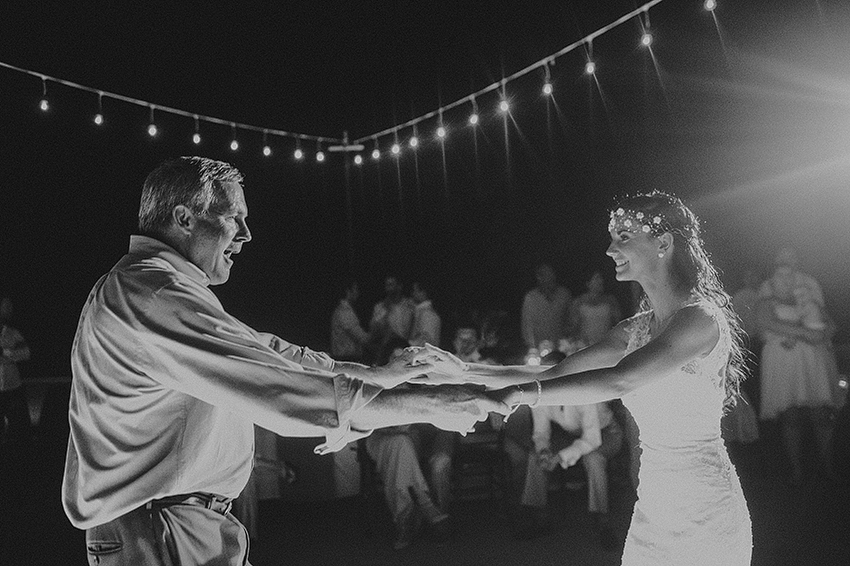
[499, 100, 510, 113]
[641, 32, 653, 47]
[316, 151, 325, 162]
[704, 0, 716, 11]
[543, 82, 553, 95]
[371, 148, 380, 160]
[230, 139, 239, 151]
[94, 113, 104, 125]
[263, 145, 272, 157]
[39, 99, 49, 111]
[585, 61, 596, 75]
[409, 136, 419, 148]
[148, 123, 158, 137]
[391, 143, 400, 155]
[193, 133, 201, 144]
[294, 148, 304, 160]
[354, 155, 363, 165]
[469, 113, 479, 125]
[436, 126, 446, 139]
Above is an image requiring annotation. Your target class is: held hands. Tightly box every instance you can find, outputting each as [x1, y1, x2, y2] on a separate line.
[422, 385, 510, 435]
[407, 343, 470, 386]
[378, 346, 438, 388]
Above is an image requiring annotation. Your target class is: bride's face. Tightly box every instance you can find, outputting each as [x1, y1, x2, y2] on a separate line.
[606, 229, 660, 282]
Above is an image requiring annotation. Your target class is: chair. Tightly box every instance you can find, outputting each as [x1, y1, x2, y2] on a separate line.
[451, 417, 510, 501]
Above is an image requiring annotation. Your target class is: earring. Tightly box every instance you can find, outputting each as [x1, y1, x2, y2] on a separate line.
[658, 252, 665, 258]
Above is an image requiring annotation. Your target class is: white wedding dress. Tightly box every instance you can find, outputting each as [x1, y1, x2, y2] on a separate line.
[620, 303, 752, 566]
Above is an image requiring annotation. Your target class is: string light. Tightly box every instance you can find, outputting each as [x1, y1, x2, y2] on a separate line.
[585, 60, 596, 75]
[354, 154, 363, 165]
[468, 96, 479, 126]
[294, 138, 304, 160]
[192, 115, 201, 144]
[436, 125, 447, 139]
[315, 140, 325, 162]
[542, 63, 553, 96]
[39, 77, 49, 111]
[147, 106, 157, 137]
[641, 31, 653, 46]
[262, 130, 272, 156]
[230, 124, 239, 151]
[371, 139, 380, 160]
[498, 99, 510, 113]
[704, 0, 716, 11]
[391, 142, 401, 155]
[93, 92, 104, 125]
[409, 126, 419, 149]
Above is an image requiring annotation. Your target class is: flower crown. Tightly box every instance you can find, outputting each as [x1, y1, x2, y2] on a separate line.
[608, 207, 672, 238]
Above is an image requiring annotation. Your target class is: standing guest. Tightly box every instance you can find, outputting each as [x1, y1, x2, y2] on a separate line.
[732, 269, 763, 411]
[569, 271, 622, 348]
[757, 247, 840, 484]
[419, 192, 752, 565]
[62, 157, 501, 566]
[410, 280, 442, 347]
[370, 275, 415, 353]
[0, 297, 31, 446]
[330, 280, 371, 363]
[521, 263, 571, 354]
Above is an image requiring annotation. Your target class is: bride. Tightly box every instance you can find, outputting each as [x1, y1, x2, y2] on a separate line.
[419, 191, 752, 565]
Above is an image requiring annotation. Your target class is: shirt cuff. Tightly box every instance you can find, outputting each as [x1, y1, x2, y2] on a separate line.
[314, 376, 381, 455]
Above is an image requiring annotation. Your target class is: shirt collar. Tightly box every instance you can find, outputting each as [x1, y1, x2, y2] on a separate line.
[128, 235, 210, 286]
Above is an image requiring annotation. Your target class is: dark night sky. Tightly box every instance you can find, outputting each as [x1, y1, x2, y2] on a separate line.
[2, 0, 850, 377]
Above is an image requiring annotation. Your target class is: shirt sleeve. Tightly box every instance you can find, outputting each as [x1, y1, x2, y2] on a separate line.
[559, 404, 602, 463]
[531, 406, 552, 453]
[136, 280, 378, 452]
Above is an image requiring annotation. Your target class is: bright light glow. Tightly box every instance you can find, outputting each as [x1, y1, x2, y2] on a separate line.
[230, 139, 239, 151]
[704, 0, 716, 10]
[148, 123, 158, 137]
[354, 154, 363, 165]
[193, 133, 201, 145]
[542, 82, 553, 95]
[39, 99, 49, 111]
[93, 113, 104, 125]
[499, 99, 510, 113]
[641, 32, 653, 46]
[436, 126, 446, 139]
[469, 113, 479, 125]
[585, 61, 596, 75]
[371, 148, 380, 160]
[391, 143, 400, 155]
[316, 151, 325, 162]
[294, 148, 304, 160]
[263, 145, 272, 157]
[409, 136, 419, 148]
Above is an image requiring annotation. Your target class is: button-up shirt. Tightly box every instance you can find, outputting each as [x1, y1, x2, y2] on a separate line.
[330, 299, 369, 360]
[521, 286, 571, 349]
[63, 235, 379, 529]
[409, 300, 441, 347]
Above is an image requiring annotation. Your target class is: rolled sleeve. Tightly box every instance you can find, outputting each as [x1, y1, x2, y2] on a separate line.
[316, 378, 382, 454]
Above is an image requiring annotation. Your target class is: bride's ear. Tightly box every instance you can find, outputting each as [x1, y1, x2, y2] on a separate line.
[658, 233, 674, 255]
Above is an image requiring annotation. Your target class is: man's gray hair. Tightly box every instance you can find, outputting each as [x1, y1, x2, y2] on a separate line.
[138, 156, 243, 237]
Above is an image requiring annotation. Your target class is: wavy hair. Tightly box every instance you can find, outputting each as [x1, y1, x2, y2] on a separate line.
[612, 191, 746, 409]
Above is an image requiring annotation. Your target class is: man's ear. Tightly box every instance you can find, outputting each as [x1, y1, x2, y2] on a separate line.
[172, 205, 195, 235]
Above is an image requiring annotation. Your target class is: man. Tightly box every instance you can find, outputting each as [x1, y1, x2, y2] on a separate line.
[62, 157, 500, 565]
[370, 275, 415, 352]
[520, 263, 571, 353]
[409, 280, 441, 347]
[510, 402, 622, 548]
[330, 281, 370, 362]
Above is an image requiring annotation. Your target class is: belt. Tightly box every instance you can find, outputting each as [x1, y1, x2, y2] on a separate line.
[147, 492, 234, 515]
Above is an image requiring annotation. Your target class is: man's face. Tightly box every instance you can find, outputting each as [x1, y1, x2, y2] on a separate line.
[384, 277, 401, 297]
[184, 181, 251, 285]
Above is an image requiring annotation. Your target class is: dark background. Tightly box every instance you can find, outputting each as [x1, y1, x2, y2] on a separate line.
[2, 0, 849, 378]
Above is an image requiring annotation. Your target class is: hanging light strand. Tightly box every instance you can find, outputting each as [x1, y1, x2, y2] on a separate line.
[0, 60, 342, 144]
[352, 0, 665, 144]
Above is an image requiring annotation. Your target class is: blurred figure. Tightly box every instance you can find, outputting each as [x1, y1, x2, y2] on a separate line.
[508, 402, 622, 549]
[330, 281, 370, 363]
[365, 338, 451, 550]
[757, 247, 841, 484]
[732, 269, 763, 412]
[370, 275, 415, 356]
[521, 263, 571, 355]
[409, 280, 441, 348]
[570, 271, 622, 348]
[0, 296, 31, 446]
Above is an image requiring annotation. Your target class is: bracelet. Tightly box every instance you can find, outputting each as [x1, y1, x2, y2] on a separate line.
[530, 379, 543, 408]
[503, 384, 525, 423]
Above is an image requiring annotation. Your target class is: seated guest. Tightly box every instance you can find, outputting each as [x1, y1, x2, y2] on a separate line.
[330, 280, 371, 363]
[365, 338, 450, 550]
[506, 401, 623, 549]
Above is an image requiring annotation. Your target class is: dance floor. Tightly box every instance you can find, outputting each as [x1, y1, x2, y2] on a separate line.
[2, 420, 848, 566]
